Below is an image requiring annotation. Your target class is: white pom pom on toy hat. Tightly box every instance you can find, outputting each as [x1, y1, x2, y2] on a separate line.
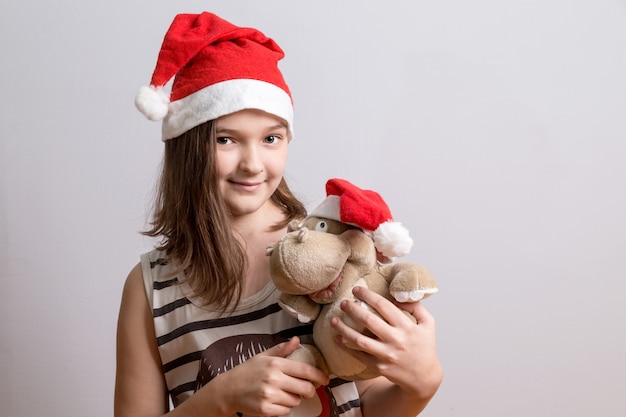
[309, 178, 414, 261]
[135, 12, 294, 141]
[373, 221, 413, 259]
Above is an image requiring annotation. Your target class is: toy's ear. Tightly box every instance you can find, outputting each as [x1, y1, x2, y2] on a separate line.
[287, 219, 303, 233]
[343, 229, 377, 265]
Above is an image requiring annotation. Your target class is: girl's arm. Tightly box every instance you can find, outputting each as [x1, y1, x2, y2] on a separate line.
[114, 263, 171, 417]
[114, 263, 329, 417]
[331, 286, 443, 417]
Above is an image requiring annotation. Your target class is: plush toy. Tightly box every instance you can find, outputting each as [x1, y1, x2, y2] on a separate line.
[266, 178, 438, 380]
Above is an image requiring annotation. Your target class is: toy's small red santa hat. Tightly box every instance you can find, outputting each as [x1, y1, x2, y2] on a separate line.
[135, 12, 294, 141]
[309, 178, 414, 262]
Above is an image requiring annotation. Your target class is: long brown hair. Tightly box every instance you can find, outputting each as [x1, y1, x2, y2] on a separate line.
[143, 119, 306, 311]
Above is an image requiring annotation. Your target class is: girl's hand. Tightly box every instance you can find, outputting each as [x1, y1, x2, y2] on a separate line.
[330, 286, 442, 399]
[213, 336, 330, 417]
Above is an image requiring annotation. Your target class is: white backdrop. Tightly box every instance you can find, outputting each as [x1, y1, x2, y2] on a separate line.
[1, 1, 625, 416]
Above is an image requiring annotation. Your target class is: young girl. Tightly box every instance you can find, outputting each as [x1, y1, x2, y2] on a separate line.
[115, 11, 442, 417]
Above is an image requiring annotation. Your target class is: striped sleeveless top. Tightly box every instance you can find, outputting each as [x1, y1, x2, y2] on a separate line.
[140, 249, 362, 417]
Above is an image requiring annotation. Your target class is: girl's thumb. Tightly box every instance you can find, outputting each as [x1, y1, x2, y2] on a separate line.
[262, 336, 300, 358]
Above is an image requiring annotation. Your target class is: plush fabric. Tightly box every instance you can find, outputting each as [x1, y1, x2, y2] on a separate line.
[267, 179, 439, 380]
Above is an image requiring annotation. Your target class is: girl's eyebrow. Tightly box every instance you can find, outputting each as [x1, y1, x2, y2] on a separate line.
[215, 127, 237, 134]
[215, 125, 287, 134]
[267, 124, 288, 132]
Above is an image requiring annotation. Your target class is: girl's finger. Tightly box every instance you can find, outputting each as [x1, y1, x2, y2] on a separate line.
[394, 298, 435, 326]
[358, 286, 414, 322]
[258, 336, 300, 358]
[331, 309, 386, 357]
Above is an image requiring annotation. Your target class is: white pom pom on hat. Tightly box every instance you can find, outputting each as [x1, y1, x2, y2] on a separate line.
[309, 178, 414, 261]
[135, 12, 294, 141]
[373, 221, 413, 258]
[135, 86, 169, 121]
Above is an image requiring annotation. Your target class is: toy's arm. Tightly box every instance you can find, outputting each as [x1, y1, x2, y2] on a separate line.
[278, 293, 321, 323]
[386, 263, 439, 302]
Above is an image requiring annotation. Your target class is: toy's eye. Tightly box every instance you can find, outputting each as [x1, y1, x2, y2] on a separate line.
[315, 221, 329, 232]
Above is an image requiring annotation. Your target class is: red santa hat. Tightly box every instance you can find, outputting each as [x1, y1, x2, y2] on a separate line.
[309, 178, 414, 261]
[135, 12, 294, 141]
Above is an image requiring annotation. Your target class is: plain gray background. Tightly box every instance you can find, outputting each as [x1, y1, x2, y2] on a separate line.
[1, 1, 625, 416]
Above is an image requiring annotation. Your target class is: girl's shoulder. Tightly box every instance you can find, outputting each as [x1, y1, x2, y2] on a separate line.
[138, 249, 184, 307]
[139, 249, 182, 283]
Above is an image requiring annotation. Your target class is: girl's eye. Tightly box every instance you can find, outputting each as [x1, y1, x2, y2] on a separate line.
[216, 137, 233, 145]
[315, 220, 329, 233]
[264, 135, 280, 144]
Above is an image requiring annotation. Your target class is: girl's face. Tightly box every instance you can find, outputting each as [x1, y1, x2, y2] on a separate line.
[214, 109, 289, 218]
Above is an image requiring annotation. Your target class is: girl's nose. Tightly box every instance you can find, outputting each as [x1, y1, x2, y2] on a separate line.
[239, 144, 264, 174]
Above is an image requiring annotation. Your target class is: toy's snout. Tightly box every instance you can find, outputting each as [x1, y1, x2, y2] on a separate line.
[267, 225, 353, 296]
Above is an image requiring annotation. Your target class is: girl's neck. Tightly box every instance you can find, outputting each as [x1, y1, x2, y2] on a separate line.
[230, 201, 288, 299]
[230, 200, 282, 237]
